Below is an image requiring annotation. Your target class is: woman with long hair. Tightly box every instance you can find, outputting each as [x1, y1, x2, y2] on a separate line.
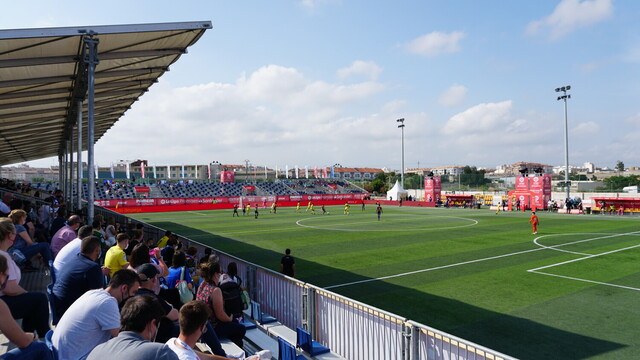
[196, 261, 246, 348]
[0, 218, 50, 337]
[7, 209, 52, 269]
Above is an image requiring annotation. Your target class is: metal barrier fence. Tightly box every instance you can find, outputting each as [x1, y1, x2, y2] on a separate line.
[92, 205, 516, 360]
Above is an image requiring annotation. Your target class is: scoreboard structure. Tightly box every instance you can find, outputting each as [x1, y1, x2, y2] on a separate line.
[508, 174, 552, 211]
[424, 177, 442, 207]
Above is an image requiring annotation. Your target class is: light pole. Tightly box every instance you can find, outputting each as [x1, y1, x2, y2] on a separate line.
[244, 159, 250, 183]
[556, 85, 571, 201]
[397, 118, 405, 187]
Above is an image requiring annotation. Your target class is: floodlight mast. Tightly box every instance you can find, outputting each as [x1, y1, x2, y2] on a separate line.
[555, 85, 571, 201]
[397, 118, 405, 187]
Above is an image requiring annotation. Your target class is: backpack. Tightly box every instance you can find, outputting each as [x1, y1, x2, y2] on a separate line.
[175, 267, 193, 304]
[219, 280, 245, 318]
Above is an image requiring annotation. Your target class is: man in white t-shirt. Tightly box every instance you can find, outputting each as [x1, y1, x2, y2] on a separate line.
[52, 225, 93, 277]
[52, 269, 140, 360]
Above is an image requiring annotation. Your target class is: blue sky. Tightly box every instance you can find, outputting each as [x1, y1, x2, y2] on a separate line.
[5, 0, 639, 171]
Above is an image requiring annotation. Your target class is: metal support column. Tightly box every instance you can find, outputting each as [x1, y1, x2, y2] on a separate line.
[76, 101, 83, 210]
[69, 133, 74, 212]
[84, 35, 99, 224]
[58, 155, 63, 191]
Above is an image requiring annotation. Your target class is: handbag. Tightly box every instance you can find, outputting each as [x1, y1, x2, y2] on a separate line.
[176, 266, 194, 304]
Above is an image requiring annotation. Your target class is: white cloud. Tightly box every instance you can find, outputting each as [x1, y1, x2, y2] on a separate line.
[573, 121, 600, 134]
[297, 0, 340, 10]
[438, 84, 468, 107]
[337, 60, 383, 80]
[403, 31, 465, 57]
[94, 65, 386, 166]
[526, 0, 613, 40]
[442, 101, 514, 135]
[626, 112, 640, 125]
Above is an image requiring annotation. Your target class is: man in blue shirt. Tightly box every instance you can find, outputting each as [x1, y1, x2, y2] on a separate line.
[52, 236, 104, 318]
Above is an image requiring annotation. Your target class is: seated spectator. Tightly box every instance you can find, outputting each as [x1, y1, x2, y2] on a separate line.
[7, 210, 53, 269]
[157, 230, 172, 249]
[128, 243, 169, 294]
[48, 207, 67, 241]
[52, 236, 107, 318]
[104, 217, 117, 247]
[161, 237, 178, 266]
[37, 198, 53, 233]
[50, 214, 82, 257]
[52, 269, 140, 360]
[105, 233, 130, 276]
[0, 192, 12, 217]
[87, 295, 178, 360]
[52, 224, 93, 277]
[196, 262, 246, 348]
[133, 264, 230, 359]
[125, 229, 143, 260]
[166, 300, 271, 360]
[0, 254, 54, 360]
[0, 218, 50, 338]
[167, 251, 193, 291]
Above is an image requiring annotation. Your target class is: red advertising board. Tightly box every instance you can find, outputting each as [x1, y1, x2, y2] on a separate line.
[134, 186, 150, 193]
[515, 176, 529, 191]
[424, 177, 441, 191]
[220, 171, 235, 183]
[243, 185, 255, 191]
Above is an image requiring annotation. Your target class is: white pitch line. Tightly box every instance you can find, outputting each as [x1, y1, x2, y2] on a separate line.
[528, 271, 640, 292]
[325, 246, 545, 289]
[528, 242, 640, 272]
[326, 231, 640, 289]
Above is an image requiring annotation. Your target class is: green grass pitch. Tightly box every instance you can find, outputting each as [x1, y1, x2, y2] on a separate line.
[130, 206, 640, 359]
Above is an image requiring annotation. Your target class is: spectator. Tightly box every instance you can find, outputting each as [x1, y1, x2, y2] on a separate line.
[7, 209, 53, 269]
[105, 233, 130, 276]
[52, 269, 140, 360]
[37, 198, 53, 232]
[196, 262, 246, 348]
[167, 251, 193, 290]
[52, 236, 107, 318]
[87, 295, 178, 360]
[161, 237, 177, 266]
[52, 224, 93, 277]
[280, 248, 295, 277]
[157, 230, 172, 249]
[128, 243, 169, 297]
[48, 207, 67, 239]
[0, 218, 50, 337]
[0, 255, 53, 360]
[50, 214, 82, 257]
[104, 217, 117, 247]
[199, 247, 212, 266]
[125, 229, 143, 259]
[0, 192, 13, 216]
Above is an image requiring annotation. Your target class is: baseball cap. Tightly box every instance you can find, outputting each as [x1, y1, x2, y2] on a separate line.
[136, 263, 159, 281]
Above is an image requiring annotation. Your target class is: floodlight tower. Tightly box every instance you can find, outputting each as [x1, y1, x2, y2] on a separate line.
[555, 85, 571, 201]
[397, 118, 405, 187]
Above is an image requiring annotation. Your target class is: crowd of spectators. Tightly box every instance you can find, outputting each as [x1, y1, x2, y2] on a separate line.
[0, 185, 270, 360]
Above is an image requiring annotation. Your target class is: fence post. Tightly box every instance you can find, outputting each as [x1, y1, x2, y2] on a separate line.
[307, 287, 317, 339]
[402, 323, 412, 360]
[410, 324, 419, 360]
[247, 265, 257, 302]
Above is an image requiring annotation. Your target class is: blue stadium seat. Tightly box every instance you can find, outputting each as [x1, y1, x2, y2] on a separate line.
[46, 283, 61, 325]
[251, 302, 276, 325]
[239, 316, 256, 330]
[45, 329, 59, 359]
[278, 337, 304, 360]
[296, 326, 330, 356]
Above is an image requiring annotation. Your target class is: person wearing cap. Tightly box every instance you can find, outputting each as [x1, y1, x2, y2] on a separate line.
[135, 264, 229, 358]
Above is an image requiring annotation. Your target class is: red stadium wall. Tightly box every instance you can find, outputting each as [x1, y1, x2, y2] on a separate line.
[99, 194, 370, 214]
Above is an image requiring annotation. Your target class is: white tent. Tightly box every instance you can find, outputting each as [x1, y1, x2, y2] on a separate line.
[386, 180, 408, 201]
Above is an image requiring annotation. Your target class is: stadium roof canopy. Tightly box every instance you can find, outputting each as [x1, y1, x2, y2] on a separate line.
[0, 21, 212, 166]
